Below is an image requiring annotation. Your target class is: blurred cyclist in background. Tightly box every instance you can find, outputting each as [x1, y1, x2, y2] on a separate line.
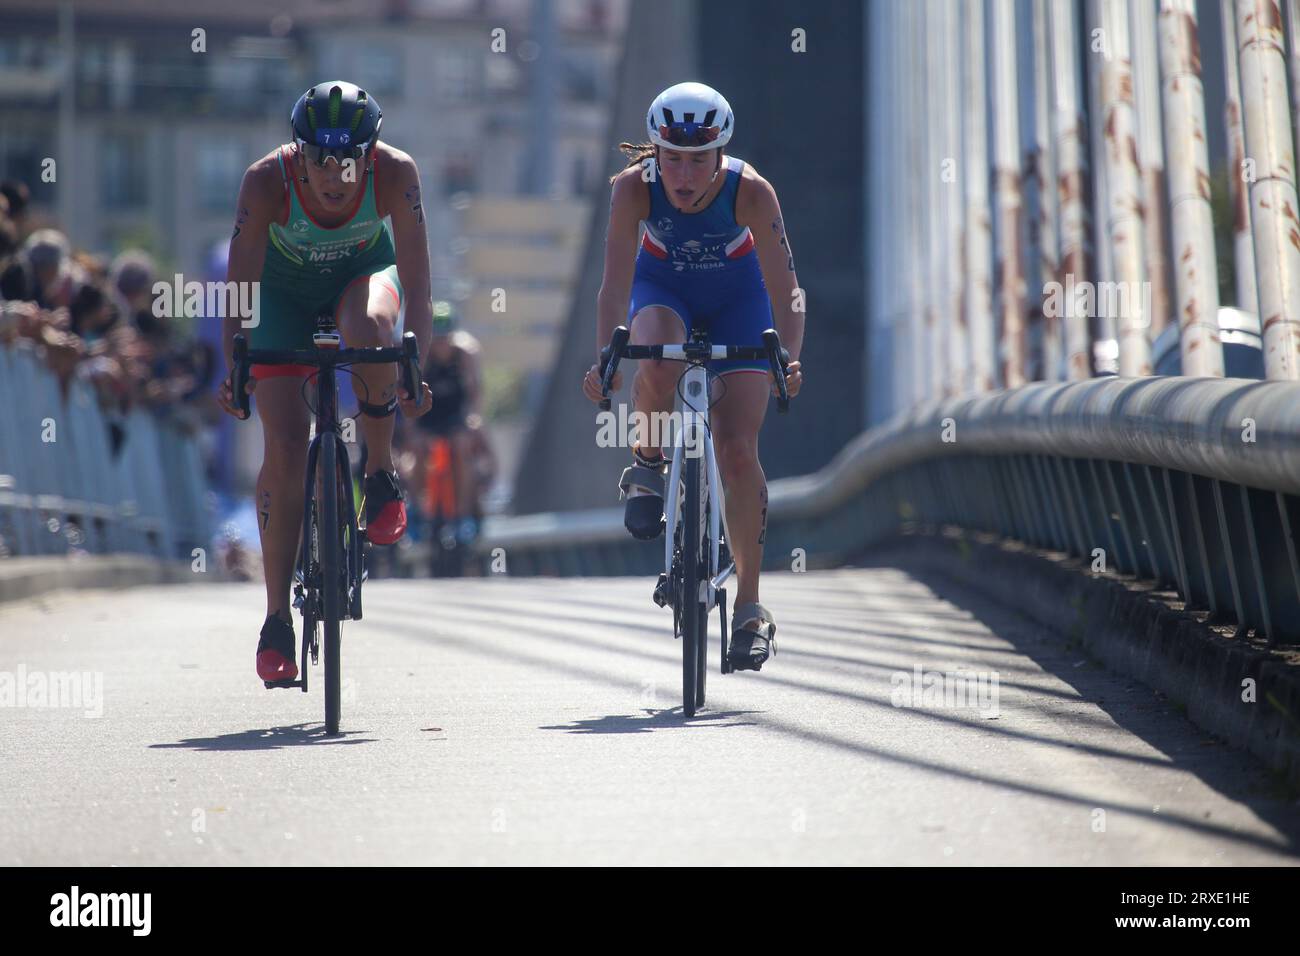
[403, 300, 496, 566]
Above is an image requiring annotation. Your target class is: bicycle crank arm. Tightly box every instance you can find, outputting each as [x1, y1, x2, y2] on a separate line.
[719, 587, 731, 675]
[710, 561, 736, 592]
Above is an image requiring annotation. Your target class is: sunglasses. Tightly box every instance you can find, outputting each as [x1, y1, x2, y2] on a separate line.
[658, 123, 721, 148]
[296, 137, 371, 167]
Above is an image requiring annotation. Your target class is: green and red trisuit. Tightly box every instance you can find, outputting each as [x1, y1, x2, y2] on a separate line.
[250, 145, 404, 378]
[249, 144, 409, 552]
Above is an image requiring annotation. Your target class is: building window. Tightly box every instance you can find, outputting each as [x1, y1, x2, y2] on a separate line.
[561, 52, 599, 103]
[0, 131, 56, 206]
[442, 153, 477, 196]
[76, 41, 108, 109]
[357, 46, 401, 96]
[485, 53, 520, 92]
[571, 154, 586, 195]
[197, 141, 246, 213]
[210, 53, 258, 96]
[0, 35, 56, 70]
[100, 132, 148, 210]
[434, 49, 478, 103]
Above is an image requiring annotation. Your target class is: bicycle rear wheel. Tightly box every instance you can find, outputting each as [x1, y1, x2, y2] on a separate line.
[682, 453, 702, 717]
[320, 434, 343, 734]
[695, 541, 708, 707]
[696, 462, 712, 706]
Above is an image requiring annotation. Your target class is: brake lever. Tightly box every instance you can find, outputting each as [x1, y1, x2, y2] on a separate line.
[761, 329, 790, 413]
[599, 325, 630, 411]
[400, 332, 423, 410]
[231, 334, 251, 420]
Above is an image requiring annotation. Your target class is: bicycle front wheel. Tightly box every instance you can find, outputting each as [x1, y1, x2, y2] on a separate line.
[682, 453, 702, 717]
[320, 433, 343, 735]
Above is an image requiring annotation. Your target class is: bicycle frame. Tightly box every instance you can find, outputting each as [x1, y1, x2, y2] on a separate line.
[299, 360, 362, 620]
[662, 360, 734, 614]
[232, 331, 422, 601]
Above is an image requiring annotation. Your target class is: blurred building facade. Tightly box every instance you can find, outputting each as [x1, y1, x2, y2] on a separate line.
[0, 0, 625, 377]
[0, 0, 628, 504]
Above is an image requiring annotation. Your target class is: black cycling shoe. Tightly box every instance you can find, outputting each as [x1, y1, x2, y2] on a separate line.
[727, 602, 777, 672]
[256, 613, 298, 683]
[625, 495, 664, 540]
[728, 630, 775, 671]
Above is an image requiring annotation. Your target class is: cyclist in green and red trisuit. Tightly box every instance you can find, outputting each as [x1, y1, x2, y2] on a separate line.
[217, 81, 434, 683]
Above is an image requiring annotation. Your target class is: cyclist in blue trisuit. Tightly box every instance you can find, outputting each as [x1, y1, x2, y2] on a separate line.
[582, 82, 805, 672]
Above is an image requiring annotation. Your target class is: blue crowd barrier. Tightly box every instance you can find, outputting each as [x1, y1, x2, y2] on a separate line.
[0, 341, 210, 561]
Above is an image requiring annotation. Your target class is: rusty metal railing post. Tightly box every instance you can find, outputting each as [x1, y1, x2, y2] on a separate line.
[1284, 0, 1300, 174]
[1159, 0, 1227, 375]
[1087, 0, 1119, 372]
[1236, 0, 1300, 379]
[1223, 0, 1262, 316]
[922, 0, 947, 399]
[1033, 0, 1063, 380]
[1099, 0, 1154, 376]
[1050, 0, 1096, 380]
[992, 0, 1028, 387]
[903, 0, 928, 406]
[937, 0, 965, 396]
[964, 0, 997, 392]
[1133, 0, 1175, 342]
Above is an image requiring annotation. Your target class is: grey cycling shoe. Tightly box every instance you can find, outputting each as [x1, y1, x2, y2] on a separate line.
[619, 448, 668, 540]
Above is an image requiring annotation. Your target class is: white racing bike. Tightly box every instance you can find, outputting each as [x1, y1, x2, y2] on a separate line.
[598, 325, 790, 717]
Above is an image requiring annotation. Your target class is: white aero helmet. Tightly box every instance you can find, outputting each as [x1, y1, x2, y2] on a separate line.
[646, 82, 734, 152]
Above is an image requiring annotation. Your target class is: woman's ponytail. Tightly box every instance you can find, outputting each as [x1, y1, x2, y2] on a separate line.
[609, 142, 656, 184]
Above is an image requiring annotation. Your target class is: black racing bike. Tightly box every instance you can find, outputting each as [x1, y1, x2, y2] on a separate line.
[230, 315, 424, 734]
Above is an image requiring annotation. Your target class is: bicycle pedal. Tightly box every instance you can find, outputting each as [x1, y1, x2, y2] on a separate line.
[652, 572, 671, 608]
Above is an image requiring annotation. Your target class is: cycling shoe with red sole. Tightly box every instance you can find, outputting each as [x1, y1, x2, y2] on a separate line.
[364, 470, 408, 545]
[256, 614, 299, 682]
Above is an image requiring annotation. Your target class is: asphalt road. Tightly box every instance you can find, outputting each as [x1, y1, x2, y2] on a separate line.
[1, 567, 1297, 865]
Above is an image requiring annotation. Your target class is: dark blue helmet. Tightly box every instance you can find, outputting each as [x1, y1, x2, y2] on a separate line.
[290, 81, 382, 166]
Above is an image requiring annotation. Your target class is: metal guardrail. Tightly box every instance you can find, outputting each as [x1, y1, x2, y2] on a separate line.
[475, 376, 1300, 644]
[0, 341, 211, 561]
